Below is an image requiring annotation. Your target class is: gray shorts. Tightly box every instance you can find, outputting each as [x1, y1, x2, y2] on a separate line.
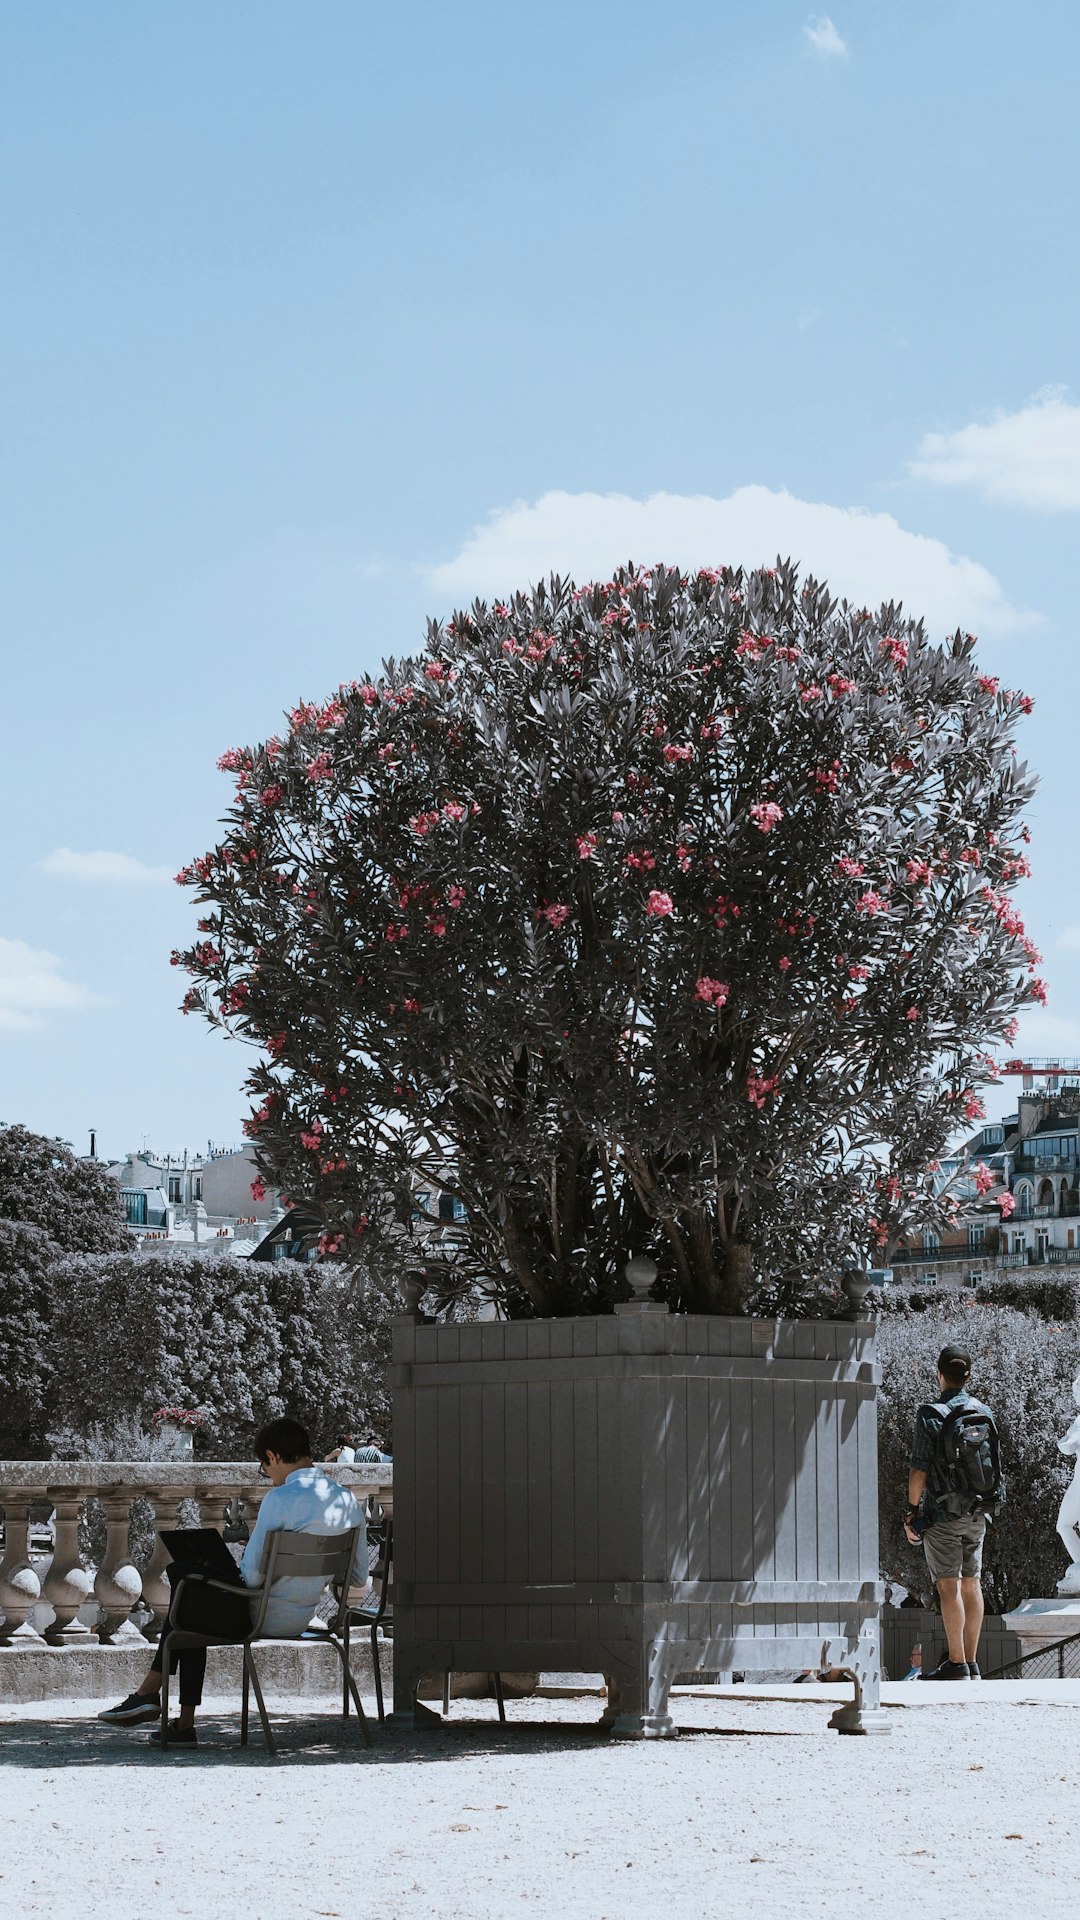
[923, 1511, 986, 1582]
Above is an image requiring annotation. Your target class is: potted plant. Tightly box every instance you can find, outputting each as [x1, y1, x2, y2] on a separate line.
[150, 1407, 207, 1460]
[176, 561, 1038, 1733]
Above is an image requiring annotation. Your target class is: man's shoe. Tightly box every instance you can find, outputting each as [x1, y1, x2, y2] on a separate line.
[969, 1661, 982, 1679]
[148, 1719, 198, 1746]
[923, 1658, 970, 1681]
[97, 1694, 161, 1726]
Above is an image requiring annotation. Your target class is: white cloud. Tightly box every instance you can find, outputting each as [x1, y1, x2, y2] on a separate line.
[0, 937, 101, 1033]
[428, 485, 1035, 637]
[910, 388, 1080, 510]
[40, 848, 173, 885]
[804, 15, 848, 58]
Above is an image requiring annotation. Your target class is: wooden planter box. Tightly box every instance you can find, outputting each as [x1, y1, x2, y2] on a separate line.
[391, 1304, 887, 1736]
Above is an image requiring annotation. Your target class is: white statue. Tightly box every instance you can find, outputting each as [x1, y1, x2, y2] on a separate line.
[1057, 1368, 1080, 1597]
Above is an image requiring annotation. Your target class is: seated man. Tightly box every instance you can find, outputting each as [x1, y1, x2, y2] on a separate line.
[98, 1416, 369, 1746]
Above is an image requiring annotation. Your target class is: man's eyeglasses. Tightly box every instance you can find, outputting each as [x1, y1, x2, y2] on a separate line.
[257, 1460, 270, 1480]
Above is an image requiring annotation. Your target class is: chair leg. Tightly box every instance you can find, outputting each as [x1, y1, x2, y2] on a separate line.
[442, 1670, 451, 1715]
[160, 1660, 170, 1749]
[244, 1646, 276, 1756]
[494, 1672, 506, 1724]
[371, 1625, 385, 1723]
[332, 1638, 372, 1749]
[241, 1652, 250, 1746]
[342, 1619, 350, 1719]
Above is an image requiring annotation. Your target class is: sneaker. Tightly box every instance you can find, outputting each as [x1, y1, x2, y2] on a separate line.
[969, 1661, 982, 1679]
[923, 1658, 970, 1681]
[97, 1694, 161, 1726]
[148, 1720, 198, 1746]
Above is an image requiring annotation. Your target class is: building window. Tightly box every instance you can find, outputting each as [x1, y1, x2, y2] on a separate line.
[968, 1225, 984, 1250]
[121, 1190, 147, 1227]
[193, 1177, 203, 1201]
[167, 1174, 182, 1203]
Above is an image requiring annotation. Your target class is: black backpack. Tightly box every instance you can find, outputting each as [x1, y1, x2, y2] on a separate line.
[928, 1398, 1004, 1517]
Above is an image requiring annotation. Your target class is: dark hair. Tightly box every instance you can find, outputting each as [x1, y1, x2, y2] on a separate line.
[936, 1345, 972, 1387]
[253, 1416, 312, 1464]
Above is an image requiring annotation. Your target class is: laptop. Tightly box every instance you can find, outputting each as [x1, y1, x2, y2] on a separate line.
[158, 1527, 244, 1581]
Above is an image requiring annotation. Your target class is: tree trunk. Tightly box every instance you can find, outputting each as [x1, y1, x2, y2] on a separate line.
[718, 1237, 752, 1315]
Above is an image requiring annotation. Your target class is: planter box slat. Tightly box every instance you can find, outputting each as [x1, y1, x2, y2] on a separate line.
[394, 1312, 886, 1737]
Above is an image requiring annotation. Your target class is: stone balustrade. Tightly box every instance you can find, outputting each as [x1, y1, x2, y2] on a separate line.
[0, 1462, 393, 1647]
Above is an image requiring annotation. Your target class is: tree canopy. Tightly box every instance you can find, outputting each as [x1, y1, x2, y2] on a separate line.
[177, 561, 1039, 1316]
[0, 1123, 128, 1253]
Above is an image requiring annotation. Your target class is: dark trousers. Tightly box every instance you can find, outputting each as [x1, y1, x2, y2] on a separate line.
[148, 1562, 249, 1707]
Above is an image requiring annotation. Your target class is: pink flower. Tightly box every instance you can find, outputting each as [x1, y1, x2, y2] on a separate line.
[978, 674, 1000, 695]
[446, 884, 467, 908]
[409, 810, 439, 835]
[250, 1177, 266, 1202]
[427, 916, 448, 937]
[799, 685, 824, 704]
[836, 857, 864, 878]
[694, 977, 729, 1007]
[961, 1091, 985, 1122]
[358, 684, 378, 705]
[676, 843, 692, 872]
[879, 636, 909, 669]
[626, 849, 656, 872]
[403, 998, 422, 1014]
[424, 661, 447, 681]
[778, 955, 792, 972]
[611, 810, 625, 824]
[300, 1125, 323, 1151]
[848, 965, 869, 982]
[905, 857, 931, 886]
[307, 752, 333, 782]
[289, 701, 318, 730]
[973, 1162, 994, 1195]
[443, 801, 466, 822]
[576, 832, 598, 860]
[856, 890, 889, 916]
[746, 1074, 779, 1110]
[905, 1007, 920, 1021]
[540, 903, 571, 928]
[663, 743, 693, 762]
[997, 1192, 1016, 1219]
[749, 801, 784, 833]
[1031, 977, 1048, 1005]
[828, 673, 857, 696]
[646, 890, 674, 917]
[259, 783, 285, 808]
[217, 747, 249, 772]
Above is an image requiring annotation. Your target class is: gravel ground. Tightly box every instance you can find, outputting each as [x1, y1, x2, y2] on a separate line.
[2, 1684, 1077, 1920]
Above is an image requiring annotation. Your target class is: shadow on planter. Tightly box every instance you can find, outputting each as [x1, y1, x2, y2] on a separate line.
[391, 1306, 887, 1738]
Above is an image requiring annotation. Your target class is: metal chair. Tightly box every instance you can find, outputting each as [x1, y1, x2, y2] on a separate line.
[348, 1517, 393, 1721]
[160, 1526, 371, 1755]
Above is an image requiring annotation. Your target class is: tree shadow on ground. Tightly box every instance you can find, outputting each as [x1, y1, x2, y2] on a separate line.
[0, 1711, 815, 1770]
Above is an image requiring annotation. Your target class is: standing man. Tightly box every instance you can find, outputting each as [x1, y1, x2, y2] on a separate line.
[903, 1344, 1002, 1682]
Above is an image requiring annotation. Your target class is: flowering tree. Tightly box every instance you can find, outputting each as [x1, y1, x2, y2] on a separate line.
[176, 562, 1040, 1317]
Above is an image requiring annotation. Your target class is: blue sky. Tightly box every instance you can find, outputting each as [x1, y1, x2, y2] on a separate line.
[3, 0, 1079, 1155]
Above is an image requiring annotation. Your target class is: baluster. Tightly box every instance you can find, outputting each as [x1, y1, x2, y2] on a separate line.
[94, 1486, 145, 1642]
[41, 1485, 94, 1643]
[0, 1489, 46, 1644]
[195, 1483, 234, 1539]
[240, 1478, 268, 1534]
[140, 1487, 184, 1639]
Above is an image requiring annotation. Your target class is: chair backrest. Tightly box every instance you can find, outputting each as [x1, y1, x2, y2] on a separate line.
[249, 1527, 362, 1637]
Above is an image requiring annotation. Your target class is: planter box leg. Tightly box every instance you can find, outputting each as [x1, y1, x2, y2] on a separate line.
[602, 1643, 679, 1740]
[828, 1635, 891, 1737]
[391, 1648, 442, 1731]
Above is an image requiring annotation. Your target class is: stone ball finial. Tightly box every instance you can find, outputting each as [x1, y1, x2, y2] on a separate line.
[624, 1255, 659, 1302]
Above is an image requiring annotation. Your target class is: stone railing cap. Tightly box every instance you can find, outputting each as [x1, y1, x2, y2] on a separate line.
[0, 1461, 394, 1491]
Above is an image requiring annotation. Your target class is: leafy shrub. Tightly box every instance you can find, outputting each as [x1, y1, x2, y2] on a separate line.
[877, 1302, 1079, 1611]
[975, 1273, 1080, 1322]
[0, 1219, 60, 1455]
[41, 1249, 397, 1461]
